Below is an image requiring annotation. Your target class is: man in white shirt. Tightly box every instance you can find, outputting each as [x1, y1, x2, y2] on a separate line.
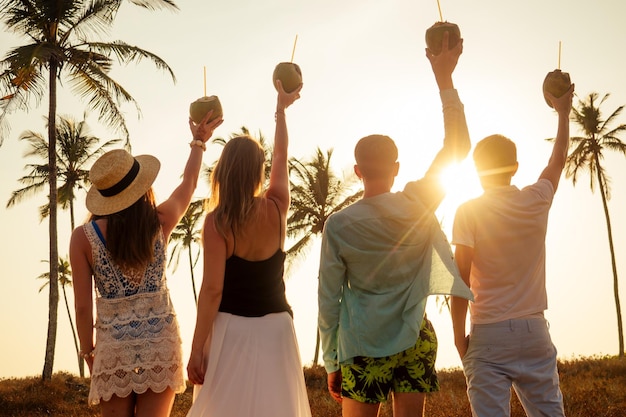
[450, 83, 574, 417]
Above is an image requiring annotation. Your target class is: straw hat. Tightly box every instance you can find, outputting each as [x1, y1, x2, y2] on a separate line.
[86, 149, 160, 216]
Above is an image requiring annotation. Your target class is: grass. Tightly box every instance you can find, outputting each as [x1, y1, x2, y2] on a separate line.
[0, 356, 624, 416]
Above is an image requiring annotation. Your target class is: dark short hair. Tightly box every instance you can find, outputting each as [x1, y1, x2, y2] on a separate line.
[354, 135, 398, 179]
[473, 134, 517, 176]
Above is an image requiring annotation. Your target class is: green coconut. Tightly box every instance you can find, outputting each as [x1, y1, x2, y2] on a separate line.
[425, 21, 461, 55]
[542, 69, 571, 108]
[273, 62, 302, 93]
[189, 95, 223, 124]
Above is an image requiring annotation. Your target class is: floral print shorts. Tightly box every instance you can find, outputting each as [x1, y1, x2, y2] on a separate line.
[340, 317, 439, 403]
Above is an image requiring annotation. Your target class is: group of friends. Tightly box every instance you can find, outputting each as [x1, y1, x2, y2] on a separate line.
[70, 32, 574, 417]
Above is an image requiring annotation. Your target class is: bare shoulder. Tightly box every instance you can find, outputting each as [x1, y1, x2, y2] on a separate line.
[70, 224, 88, 246]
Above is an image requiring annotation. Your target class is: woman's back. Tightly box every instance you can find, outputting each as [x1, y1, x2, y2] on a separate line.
[227, 197, 285, 261]
[219, 197, 292, 318]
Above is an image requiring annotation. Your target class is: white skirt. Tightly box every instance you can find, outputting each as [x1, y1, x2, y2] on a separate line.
[186, 311, 312, 417]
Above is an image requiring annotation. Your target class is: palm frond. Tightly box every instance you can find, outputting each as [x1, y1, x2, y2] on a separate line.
[126, 0, 179, 12]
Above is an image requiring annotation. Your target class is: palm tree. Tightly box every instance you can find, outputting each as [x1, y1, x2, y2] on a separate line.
[551, 92, 626, 357]
[7, 114, 121, 230]
[287, 147, 363, 364]
[169, 198, 206, 307]
[0, 0, 177, 380]
[7, 114, 119, 376]
[36, 257, 82, 376]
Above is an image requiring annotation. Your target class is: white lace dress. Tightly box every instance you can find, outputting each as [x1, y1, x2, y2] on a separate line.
[84, 221, 186, 405]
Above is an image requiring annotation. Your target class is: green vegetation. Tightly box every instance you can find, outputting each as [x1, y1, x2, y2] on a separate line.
[561, 93, 626, 357]
[0, 356, 624, 417]
[0, 0, 177, 381]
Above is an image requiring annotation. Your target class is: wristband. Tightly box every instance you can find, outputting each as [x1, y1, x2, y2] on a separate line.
[189, 139, 207, 151]
[79, 349, 95, 360]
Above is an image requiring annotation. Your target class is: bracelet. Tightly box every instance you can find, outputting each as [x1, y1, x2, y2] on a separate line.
[189, 139, 207, 151]
[274, 111, 285, 122]
[79, 348, 95, 360]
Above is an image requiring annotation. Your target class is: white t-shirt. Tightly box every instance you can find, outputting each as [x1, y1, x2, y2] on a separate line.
[452, 179, 555, 324]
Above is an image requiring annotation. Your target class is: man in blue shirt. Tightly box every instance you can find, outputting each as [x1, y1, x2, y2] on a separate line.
[318, 33, 474, 417]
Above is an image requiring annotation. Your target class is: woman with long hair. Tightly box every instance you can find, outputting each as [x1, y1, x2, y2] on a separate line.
[186, 81, 310, 416]
[70, 111, 222, 417]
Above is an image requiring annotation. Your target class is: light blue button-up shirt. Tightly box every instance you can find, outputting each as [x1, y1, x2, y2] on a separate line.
[318, 89, 474, 373]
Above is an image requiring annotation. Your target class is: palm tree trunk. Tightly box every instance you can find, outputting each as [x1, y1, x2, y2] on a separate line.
[70, 199, 75, 231]
[187, 246, 198, 307]
[595, 155, 624, 357]
[43, 60, 60, 381]
[62, 285, 84, 377]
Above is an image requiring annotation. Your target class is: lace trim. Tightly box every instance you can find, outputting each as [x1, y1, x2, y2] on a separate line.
[96, 290, 174, 324]
[88, 357, 185, 405]
[89, 294, 185, 404]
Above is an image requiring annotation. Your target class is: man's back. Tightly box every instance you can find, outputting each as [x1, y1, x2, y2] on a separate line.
[320, 183, 471, 361]
[452, 179, 555, 323]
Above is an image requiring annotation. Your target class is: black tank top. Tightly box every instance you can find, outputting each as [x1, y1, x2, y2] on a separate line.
[218, 199, 293, 317]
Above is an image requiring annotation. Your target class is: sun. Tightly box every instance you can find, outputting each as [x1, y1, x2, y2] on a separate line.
[436, 160, 483, 238]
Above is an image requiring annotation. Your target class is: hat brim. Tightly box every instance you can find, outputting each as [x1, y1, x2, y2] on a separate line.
[86, 154, 160, 216]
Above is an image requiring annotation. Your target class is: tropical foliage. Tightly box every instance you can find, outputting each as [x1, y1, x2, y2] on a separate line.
[0, 0, 177, 380]
[551, 91, 626, 357]
[287, 147, 363, 363]
[169, 198, 206, 307]
[287, 147, 363, 262]
[7, 114, 120, 229]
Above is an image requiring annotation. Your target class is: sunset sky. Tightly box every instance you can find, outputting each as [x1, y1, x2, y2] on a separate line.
[0, 0, 625, 379]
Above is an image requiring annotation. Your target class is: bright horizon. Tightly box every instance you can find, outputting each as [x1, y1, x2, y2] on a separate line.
[1, 0, 625, 379]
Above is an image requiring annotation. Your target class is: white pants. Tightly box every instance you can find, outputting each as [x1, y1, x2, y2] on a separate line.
[462, 317, 565, 417]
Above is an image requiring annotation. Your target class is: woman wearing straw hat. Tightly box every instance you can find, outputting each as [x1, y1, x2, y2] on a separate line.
[70, 111, 222, 417]
[185, 80, 310, 416]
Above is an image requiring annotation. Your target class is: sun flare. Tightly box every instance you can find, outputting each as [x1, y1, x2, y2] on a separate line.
[437, 160, 483, 237]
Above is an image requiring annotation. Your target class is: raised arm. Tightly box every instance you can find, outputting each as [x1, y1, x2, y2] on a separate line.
[540, 84, 574, 190]
[424, 32, 471, 179]
[265, 80, 301, 215]
[158, 111, 223, 239]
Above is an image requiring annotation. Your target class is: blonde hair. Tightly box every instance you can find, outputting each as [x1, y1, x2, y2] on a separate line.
[209, 136, 265, 238]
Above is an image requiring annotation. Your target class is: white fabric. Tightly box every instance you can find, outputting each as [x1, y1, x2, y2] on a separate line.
[452, 180, 555, 324]
[186, 312, 312, 417]
[83, 222, 185, 405]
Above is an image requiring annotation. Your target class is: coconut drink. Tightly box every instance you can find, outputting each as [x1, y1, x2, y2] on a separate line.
[542, 70, 571, 108]
[425, 21, 461, 55]
[273, 62, 302, 93]
[189, 95, 223, 124]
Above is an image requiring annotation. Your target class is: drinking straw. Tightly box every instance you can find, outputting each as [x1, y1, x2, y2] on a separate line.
[203, 66, 206, 96]
[291, 34, 298, 62]
[436, 0, 443, 21]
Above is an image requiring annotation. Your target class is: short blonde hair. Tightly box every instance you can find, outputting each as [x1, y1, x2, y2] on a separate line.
[473, 134, 517, 177]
